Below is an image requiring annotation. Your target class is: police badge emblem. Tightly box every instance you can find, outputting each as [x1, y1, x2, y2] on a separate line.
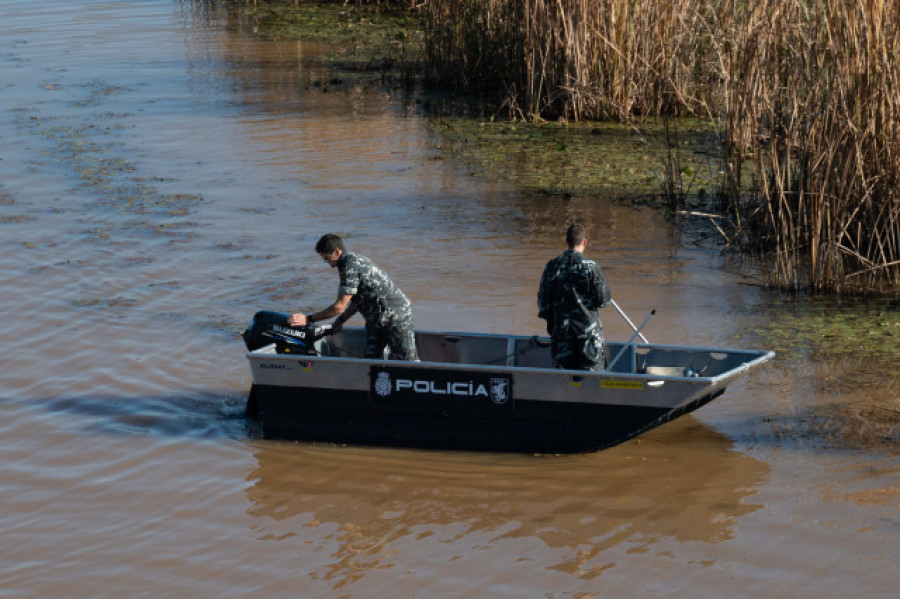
[489, 377, 510, 405]
[374, 371, 392, 397]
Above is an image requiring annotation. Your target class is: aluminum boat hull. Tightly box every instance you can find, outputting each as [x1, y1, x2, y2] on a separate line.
[246, 326, 773, 453]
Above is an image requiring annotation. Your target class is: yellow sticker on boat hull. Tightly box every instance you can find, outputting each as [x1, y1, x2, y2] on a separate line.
[602, 380, 644, 390]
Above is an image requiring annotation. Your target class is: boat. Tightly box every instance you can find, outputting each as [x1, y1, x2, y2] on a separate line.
[243, 310, 774, 454]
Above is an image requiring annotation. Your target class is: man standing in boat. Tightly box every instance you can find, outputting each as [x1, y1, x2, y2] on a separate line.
[538, 224, 612, 370]
[288, 234, 419, 361]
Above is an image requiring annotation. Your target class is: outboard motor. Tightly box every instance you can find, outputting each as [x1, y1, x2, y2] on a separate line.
[243, 310, 330, 355]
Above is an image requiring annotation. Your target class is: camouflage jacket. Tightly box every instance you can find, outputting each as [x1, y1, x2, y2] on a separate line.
[537, 249, 611, 339]
[338, 252, 413, 327]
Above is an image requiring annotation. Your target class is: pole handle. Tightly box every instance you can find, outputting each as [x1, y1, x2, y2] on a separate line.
[610, 298, 649, 344]
[606, 309, 656, 372]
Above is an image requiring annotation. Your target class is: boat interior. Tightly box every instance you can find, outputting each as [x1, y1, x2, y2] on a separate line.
[305, 328, 759, 378]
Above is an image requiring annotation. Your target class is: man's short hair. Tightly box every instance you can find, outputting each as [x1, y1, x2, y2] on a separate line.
[566, 224, 587, 248]
[315, 233, 345, 254]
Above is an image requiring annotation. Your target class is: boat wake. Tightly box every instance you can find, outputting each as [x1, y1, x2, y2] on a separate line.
[15, 392, 255, 441]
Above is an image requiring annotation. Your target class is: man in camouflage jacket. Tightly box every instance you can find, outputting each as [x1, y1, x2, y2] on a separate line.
[289, 234, 418, 360]
[537, 224, 611, 370]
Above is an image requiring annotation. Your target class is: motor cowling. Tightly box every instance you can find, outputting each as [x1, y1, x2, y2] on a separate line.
[243, 310, 329, 355]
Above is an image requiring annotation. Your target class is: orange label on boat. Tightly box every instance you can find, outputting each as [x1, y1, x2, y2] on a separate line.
[602, 380, 644, 390]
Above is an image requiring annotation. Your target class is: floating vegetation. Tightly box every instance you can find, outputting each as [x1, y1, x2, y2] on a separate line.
[256, 276, 312, 303]
[746, 403, 898, 455]
[738, 296, 900, 453]
[429, 117, 719, 201]
[745, 297, 900, 364]
[145, 220, 201, 238]
[238, 253, 281, 262]
[214, 241, 244, 251]
[219, 0, 421, 89]
[148, 281, 183, 289]
[74, 296, 139, 308]
[84, 227, 111, 241]
[74, 81, 130, 108]
[1, 214, 36, 224]
[18, 97, 204, 242]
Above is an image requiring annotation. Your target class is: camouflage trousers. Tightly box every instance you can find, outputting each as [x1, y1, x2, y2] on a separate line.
[551, 333, 605, 371]
[364, 318, 419, 361]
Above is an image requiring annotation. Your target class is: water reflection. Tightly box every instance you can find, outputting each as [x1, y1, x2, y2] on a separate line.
[245, 419, 768, 581]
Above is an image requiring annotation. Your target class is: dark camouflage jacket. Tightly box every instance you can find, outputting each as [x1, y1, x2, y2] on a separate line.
[537, 249, 611, 339]
[338, 252, 412, 327]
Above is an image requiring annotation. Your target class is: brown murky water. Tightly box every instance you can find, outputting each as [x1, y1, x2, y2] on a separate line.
[1, 2, 897, 596]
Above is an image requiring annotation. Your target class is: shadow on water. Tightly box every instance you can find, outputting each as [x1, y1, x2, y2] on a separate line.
[23, 391, 257, 441]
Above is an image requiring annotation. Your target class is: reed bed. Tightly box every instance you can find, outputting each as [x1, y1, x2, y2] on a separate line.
[422, 0, 900, 294]
[714, 0, 900, 293]
[422, 0, 715, 120]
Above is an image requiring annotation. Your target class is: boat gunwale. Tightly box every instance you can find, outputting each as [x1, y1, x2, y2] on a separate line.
[246, 325, 775, 384]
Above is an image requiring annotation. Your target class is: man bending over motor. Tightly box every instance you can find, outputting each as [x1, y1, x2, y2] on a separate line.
[288, 233, 419, 361]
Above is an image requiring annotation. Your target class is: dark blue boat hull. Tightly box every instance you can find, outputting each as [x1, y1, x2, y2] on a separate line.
[248, 383, 723, 453]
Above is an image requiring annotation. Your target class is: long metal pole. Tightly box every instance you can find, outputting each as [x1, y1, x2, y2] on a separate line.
[611, 298, 649, 343]
[606, 309, 656, 372]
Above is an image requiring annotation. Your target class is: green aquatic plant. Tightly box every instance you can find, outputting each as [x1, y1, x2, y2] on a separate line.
[1, 215, 36, 224]
[74, 296, 139, 308]
[428, 117, 720, 201]
[744, 297, 900, 363]
[18, 109, 204, 243]
[742, 296, 900, 452]
[219, 0, 421, 88]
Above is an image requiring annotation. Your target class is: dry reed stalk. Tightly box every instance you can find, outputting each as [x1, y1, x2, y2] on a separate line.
[711, 0, 900, 293]
[423, 0, 712, 120]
